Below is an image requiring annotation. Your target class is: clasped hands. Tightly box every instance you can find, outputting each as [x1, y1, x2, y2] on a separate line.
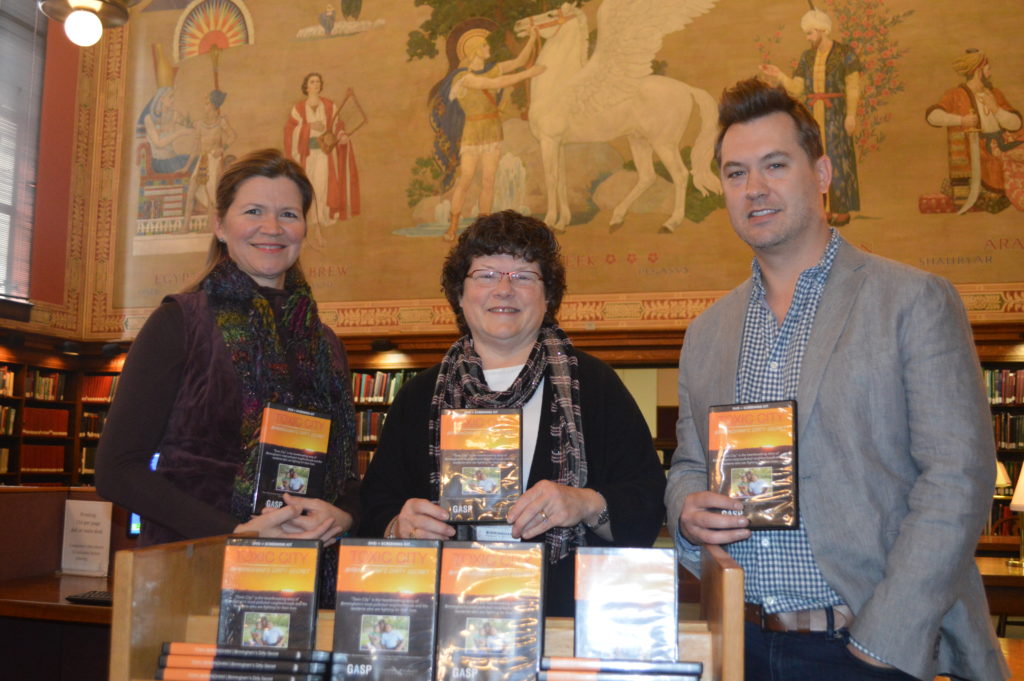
[391, 480, 606, 541]
[234, 493, 353, 545]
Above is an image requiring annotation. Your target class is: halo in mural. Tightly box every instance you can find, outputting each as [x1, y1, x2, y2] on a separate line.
[172, 0, 254, 62]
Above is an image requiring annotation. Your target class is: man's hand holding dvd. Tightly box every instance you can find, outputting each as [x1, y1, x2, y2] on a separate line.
[708, 401, 798, 528]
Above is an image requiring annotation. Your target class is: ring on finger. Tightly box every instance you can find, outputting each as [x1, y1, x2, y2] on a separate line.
[540, 510, 548, 521]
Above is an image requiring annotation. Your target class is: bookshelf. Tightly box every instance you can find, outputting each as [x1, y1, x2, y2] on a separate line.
[78, 372, 120, 482]
[0, 340, 124, 485]
[16, 365, 75, 482]
[985, 363, 1024, 539]
[351, 369, 418, 476]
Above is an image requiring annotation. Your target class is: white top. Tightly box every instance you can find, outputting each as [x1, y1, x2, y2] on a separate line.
[482, 364, 543, 484]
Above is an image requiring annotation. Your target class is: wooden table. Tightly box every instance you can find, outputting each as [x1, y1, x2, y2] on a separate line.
[0, 573, 113, 681]
[977, 556, 1024, 617]
[978, 535, 1020, 557]
[0, 572, 112, 623]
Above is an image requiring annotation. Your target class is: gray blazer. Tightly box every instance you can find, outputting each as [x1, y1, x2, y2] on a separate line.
[665, 241, 1008, 681]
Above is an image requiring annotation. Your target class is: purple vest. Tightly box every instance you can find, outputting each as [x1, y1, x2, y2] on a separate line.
[140, 291, 245, 545]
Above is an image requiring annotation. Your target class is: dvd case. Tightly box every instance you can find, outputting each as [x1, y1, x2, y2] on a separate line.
[708, 400, 797, 529]
[540, 657, 702, 675]
[332, 538, 441, 680]
[574, 547, 678, 662]
[438, 409, 522, 523]
[161, 643, 330, 662]
[252, 404, 332, 514]
[217, 537, 321, 650]
[435, 542, 545, 681]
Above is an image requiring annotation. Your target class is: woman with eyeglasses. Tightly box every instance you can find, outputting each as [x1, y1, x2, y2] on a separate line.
[360, 210, 665, 616]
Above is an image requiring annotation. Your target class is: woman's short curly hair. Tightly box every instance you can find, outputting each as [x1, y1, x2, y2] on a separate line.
[441, 211, 566, 335]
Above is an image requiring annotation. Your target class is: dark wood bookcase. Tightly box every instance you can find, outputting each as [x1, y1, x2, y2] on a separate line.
[984, 361, 1024, 538]
[0, 340, 124, 486]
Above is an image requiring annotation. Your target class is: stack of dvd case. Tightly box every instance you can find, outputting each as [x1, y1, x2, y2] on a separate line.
[155, 642, 330, 681]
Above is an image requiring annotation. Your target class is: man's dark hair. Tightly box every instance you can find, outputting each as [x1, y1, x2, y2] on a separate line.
[441, 210, 566, 335]
[714, 79, 824, 166]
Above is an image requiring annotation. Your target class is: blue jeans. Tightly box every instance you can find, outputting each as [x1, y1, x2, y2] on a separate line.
[744, 622, 918, 681]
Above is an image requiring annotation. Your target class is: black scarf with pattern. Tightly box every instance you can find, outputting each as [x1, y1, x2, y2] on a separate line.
[428, 323, 586, 562]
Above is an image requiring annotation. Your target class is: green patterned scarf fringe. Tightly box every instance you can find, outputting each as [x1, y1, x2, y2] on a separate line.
[201, 259, 357, 524]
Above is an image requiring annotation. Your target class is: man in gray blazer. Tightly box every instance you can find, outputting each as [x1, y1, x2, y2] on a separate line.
[665, 79, 1008, 681]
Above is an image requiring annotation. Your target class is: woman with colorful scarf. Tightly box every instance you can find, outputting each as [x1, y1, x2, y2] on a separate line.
[360, 210, 665, 616]
[96, 149, 359, 561]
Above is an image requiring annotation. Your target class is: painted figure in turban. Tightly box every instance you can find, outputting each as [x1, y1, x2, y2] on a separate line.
[925, 49, 1024, 213]
[759, 9, 862, 226]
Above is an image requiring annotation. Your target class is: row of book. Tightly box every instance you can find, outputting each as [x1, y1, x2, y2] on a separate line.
[21, 443, 65, 472]
[356, 449, 374, 478]
[985, 368, 1023, 405]
[80, 373, 120, 402]
[354, 409, 385, 444]
[22, 406, 70, 437]
[0, 405, 16, 435]
[989, 495, 1018, 536]
[0, 445, 96, 476]
[351, 370, 416, 405]
[994, 412, 1024, 451]
[0, 365, 16, 397]
[25, 368, 69, 401]
[81, 445, 97, 474]
[80, 410, 109, 438]
[989, 455, 1020, 536]
[156, 538, 694, 681]
[0, 366, 119, 402]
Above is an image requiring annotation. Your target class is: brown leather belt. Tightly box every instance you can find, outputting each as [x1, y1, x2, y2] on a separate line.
[745, 602, 855, 633]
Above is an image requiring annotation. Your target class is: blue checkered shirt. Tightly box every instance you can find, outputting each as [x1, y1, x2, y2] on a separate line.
[728, 229, 846, 614]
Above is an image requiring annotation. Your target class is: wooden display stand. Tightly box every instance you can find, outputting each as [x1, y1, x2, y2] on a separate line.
[109, 536, 743, 681]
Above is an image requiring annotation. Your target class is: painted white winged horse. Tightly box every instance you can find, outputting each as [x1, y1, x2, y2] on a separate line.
[514, 0, 720, 233]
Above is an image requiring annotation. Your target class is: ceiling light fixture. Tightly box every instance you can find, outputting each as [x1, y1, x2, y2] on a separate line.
[37, 0, 139, 48]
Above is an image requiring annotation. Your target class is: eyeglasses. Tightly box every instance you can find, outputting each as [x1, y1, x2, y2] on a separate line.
[466, 269, 542, 287]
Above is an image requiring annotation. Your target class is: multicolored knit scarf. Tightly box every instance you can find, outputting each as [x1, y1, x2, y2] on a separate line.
[200, 258, 357, 523]
[428, 323, 586, 562]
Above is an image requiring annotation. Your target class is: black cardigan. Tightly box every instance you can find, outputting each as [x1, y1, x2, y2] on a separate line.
[360, 349, 666, 616]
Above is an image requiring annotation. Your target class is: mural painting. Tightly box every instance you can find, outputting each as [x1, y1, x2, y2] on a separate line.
[100, 0, 1024, 336]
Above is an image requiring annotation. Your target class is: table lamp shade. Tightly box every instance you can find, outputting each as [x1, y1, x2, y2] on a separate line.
[997, 461, 1012, 489]
[1011, 466, 1024, 512]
